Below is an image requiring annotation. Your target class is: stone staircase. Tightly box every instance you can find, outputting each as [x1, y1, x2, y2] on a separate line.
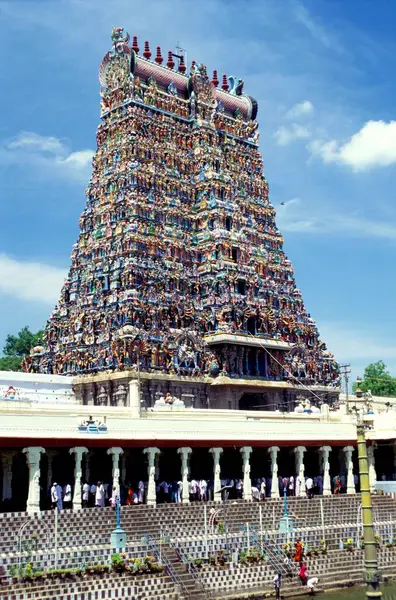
[161, 544, 206, 600]
[2, 494, 396, 556]
[2, 495, 396, 599]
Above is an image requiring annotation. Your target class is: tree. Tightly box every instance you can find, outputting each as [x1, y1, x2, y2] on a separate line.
[353, 360, 396, 398]
[0, 326, 44, 372]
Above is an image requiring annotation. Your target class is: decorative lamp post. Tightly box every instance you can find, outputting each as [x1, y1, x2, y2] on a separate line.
[110, 496, 127, 552]
[353, 379, 381, 599]
[279, 485, 294, 537]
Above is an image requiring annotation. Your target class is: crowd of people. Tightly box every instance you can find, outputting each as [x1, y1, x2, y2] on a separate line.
[45, 471, 355, 510]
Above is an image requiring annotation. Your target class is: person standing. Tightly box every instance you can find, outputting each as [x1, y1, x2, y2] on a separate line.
[288, 475, 294, 496]
[305, 476, 313, 499]
[199, 478, 207, 501]
[177, 480, 182, 503]
[95, 481, 105, 507]
[235, 478, 243, 499]
[189, 478, 198, 501]
[110, 486, 119, 508]
[273, 573, 282, 600]
[89, 482, 96, 506]
[299, 563, 308, 586]
[50, 483, 58, 509]
[260, 478, 266, 501]
[63, 483, 72, 509]
[55, 483, 63, 510]
[82, 481, 89, 508]
[138, 480, 145, 504]
[294, 539, 304, 562]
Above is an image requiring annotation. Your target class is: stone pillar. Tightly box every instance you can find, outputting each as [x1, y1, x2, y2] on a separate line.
[84, 451, 92, 483]
[268, 446, 280, 498]
[343, 446, 356, 494]
[129, 379, 140, 417]
[210, 447, 223, 502]
[120, 451, 128, 485]
[367, 443, 377, 493]
[143, 447, 160, 506]
[107, 447, 124, 496]
[319, 446, 332, 496]
[69, 447, 88, 508]
[240, 446, 253, 501]
[46, 450, 57, 489]
[177, 447, 192, 504]
[73, 386, 84, 405]
[294, 446, 306, 497]
[23, 447, 45, 513]
[155, 453, 160, 481]
[85, 383, 95, 406]
[1, 452, 15, 501]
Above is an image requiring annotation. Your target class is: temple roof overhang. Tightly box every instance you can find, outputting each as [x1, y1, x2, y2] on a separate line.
[203, 333, 294, 351]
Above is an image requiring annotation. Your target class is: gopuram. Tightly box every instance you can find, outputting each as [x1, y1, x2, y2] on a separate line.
[24, 27, 340, 411]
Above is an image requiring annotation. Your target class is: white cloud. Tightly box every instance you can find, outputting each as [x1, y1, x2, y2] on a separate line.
[277, 198, 396, 240]
[274, 124, 311, 146]
[286, 100, 313, 119]
[8, 132, 66, 154]
[319, 322, 396, 365]
[292, 0, 343, 53]
[0, 254, 66, 304]
[310, 120, 396, 171]
[0, 132, 94, 183]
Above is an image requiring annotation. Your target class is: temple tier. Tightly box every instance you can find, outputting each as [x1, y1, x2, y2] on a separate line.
[24, 27, 339, 395]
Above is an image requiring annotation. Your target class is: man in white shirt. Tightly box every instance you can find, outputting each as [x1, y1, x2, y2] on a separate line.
[190, 478, 198, 502]
[307, 577, 319, 593]
[305, 477, 314, 499]
[82, 482, 89, 508]
[63, 483, 72, 509]
[50, 483, 58, 510]
[199, 479, 207, 501]
[260, 479, 266, 500]
[288, 475, 294, 496]
[95, 481, 105, 507]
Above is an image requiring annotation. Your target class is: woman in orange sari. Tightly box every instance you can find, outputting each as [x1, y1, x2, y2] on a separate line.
[294, 539, 304, 562]
[125, 486, 134, 505]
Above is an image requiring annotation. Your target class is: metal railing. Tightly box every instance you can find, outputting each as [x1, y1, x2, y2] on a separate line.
[171, 539, 215, 600]
[144, 533, 191, 599]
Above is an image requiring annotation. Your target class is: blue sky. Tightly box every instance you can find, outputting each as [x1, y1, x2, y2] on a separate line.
[0, 0, 396, 388]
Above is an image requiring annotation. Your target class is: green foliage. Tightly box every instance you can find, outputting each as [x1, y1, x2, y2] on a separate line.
[0, 356, 24, 371]
[353, 361, 396, 398]
[0, 326, 44, 372]
[217, 521, 225, 534]
[4, 327, 44, 357]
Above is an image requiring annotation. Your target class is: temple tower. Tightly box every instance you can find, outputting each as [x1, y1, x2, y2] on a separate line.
[25, 27, 340, 410]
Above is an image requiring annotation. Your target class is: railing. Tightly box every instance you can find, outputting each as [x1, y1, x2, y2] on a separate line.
[144, 533, 191, 599]
[240, 523, 298, 578]
[171, 538, 215, 600]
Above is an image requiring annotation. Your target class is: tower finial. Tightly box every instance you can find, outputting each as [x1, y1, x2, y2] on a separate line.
[132, 35, 140, 54]
[221, 74, 229, 91]
[155, 46, 163, 64]
[178, 55, 186, 74]
[143, 41, 152, 60]
[212, 70, 219, 87]
[167, 51, 175, 70]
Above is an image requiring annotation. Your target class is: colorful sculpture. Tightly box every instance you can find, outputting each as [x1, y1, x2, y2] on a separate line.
[24, 28, 339, 389]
